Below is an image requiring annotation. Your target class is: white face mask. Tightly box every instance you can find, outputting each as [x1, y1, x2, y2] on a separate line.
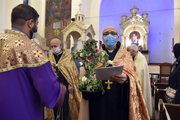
[31, 32, 38, 39]
[52, 47, 61, 55]
[30, 23, 38, 39]
[31, 38, 40, 44]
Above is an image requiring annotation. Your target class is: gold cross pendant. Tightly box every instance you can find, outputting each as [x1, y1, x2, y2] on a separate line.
[105, 80, 113, 90]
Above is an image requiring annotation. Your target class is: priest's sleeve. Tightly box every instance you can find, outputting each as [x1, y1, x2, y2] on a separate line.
[26, 61, 66, 108]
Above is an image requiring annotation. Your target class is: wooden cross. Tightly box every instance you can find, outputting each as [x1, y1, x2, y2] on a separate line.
[105, 80, 113, 90]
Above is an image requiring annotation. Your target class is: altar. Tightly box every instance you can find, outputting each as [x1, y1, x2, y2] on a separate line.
[120, 7, 150, 62]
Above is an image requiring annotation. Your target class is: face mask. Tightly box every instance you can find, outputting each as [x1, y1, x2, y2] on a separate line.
[104, 34, 117, 48]
[31, 32, 38, 39]
[52, 47, 61, 55]
[30, 22, 38, 39]
[31, 38, 40, 44]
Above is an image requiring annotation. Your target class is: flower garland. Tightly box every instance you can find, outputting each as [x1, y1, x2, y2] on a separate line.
[107, 60, 114, 66]
[72, 39, 109, 92]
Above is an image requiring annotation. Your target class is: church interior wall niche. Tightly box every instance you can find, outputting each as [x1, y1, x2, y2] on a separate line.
[67, 31, 81, 50]
[129, 31, 140, 46]
[45, 0, 71, 47]
[123, 26, 147, 51]
[120, 7, 150, 62]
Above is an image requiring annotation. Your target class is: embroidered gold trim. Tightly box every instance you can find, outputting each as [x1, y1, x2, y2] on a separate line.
[8, 30, 26, 36]
[0, 59, 49, 73]
[0, 29, 49, 73]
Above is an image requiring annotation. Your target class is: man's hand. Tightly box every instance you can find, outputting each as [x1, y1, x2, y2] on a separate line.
[68, 85, 74, 93]
[111, 73, 128, 84]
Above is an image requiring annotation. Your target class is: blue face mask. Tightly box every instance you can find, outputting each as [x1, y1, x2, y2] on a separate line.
[104, 34, 117, 48]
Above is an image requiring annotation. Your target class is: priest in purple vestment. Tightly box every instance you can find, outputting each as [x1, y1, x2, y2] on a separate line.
[0, 4, 66, 120]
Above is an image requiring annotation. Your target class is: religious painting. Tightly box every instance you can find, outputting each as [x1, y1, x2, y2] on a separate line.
[45, 0, 71, 46]
[129, 31, 140, 46]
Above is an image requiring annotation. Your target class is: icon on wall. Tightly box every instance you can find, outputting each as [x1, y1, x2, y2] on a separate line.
[129, 31, 140, 46]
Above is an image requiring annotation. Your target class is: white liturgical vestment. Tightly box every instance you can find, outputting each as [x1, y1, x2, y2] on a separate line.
[134, 51, 152, 117]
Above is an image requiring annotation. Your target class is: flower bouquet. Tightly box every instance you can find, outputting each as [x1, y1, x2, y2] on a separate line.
[72, 38, 109, 95]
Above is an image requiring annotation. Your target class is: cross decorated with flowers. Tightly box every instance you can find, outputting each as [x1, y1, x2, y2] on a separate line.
[72, 38, 109, 92]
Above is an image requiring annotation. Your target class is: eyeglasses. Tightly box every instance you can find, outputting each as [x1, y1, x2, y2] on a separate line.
[103, 31, 118, 36]
[50, 45, 58, 48]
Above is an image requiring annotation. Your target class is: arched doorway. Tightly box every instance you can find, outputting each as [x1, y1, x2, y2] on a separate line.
[66, 31, 82, 51]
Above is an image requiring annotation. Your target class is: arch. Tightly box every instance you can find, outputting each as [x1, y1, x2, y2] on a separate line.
[65, 31, 81, 50]
[123, 25, 147, 35]
[86, 32, 92, 39]
[69, 31, 81, 43]
[63, 26, 83, 48]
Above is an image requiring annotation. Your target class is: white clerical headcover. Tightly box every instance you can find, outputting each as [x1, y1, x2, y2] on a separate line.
[95, 66, 124, 80]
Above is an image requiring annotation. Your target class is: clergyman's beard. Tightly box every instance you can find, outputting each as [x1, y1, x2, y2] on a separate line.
[30, 31, 33, 39]
[30, 25, 37, 39]
[132, 56, 135, 61]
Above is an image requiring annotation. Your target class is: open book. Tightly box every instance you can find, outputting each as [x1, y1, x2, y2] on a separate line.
[95, 65, 124, 80]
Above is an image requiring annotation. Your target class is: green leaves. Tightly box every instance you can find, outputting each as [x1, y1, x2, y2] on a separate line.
[78, 75, 103, 92]
[72, 38, 109, 93]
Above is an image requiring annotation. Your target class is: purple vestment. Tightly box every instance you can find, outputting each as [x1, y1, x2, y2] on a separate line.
[0, 30, 65, 120]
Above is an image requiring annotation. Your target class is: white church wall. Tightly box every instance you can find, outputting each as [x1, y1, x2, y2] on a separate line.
[0, 0, 22, 33]
[4, 0, 23, 30]
[0, 0, 5, 33]
[81, 0, 90, 24]
[174, 0, 180, 44]
[0, 0, 45, 38]
[87, 0, 101, 41]
[71, 0, 101, 41]
[29, 0, 46, 38]
[71, 0, 81, 19]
